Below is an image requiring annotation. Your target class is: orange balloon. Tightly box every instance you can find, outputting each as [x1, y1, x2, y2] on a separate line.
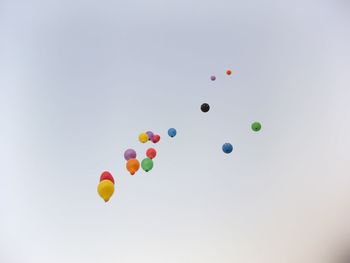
[126, 159, 140, 175]
[226, 69, 232, 75]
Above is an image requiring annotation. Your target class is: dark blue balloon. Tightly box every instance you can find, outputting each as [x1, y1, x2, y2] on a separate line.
[168, 128, 177, 138]
[222, 143, 233, 154]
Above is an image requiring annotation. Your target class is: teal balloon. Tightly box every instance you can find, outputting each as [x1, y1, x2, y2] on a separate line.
[141, 158, 154, 172]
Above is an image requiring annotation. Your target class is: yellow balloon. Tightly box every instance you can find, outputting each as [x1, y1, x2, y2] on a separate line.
[138, 133, 148, 143]
[97, 180, 115, 202]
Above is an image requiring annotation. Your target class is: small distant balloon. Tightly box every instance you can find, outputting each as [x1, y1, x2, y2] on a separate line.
[124, 149, 136, 161]
[251, 122, 262, 132]
[210, 75, 216, 81]
[100, 171, 115, 184]
[168, 128, 177, 138]
[146, 131, 154, 141]
[152, 134, 160, 143]
[97, 180, 115, 202]
[141, 158, 154, 172]
[146, 148, 157, 159]
[222, 143, 233, 154]
[201, 103, 210, 113]
[126, 159, 140, 176]
[226, 69, 232, 75]
[139, 133, 149, 143]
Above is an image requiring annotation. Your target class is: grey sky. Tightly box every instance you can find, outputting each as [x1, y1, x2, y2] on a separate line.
[0, 0, 350, 262]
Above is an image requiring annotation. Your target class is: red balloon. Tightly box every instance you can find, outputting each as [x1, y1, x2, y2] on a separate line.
[100, 171, 115, 184]
[152, 134, 160, 143]
[146, 148, 157, 159]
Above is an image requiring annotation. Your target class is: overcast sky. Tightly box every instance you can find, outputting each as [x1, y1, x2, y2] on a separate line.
[0, 0, 350, 262]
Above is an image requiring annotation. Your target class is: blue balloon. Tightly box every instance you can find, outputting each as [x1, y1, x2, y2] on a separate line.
[222, 143, 233, 154]
[168, 128, 177, 138]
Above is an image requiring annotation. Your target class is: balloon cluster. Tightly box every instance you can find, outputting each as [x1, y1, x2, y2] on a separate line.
[97, 128, 177, 203]
[96, 69, 263, 202]
[203, 69, 262, 154]
[124, 131, 160, 175]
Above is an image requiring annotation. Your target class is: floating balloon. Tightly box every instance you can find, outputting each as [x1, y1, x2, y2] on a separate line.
[124, 149, 136, 161]
[152, 134, 160, 143]
[126, 159, 140, 175]
[222, 143, 233, 154]
[146, 131, 154, 141]
[251, 122, 262, 132]
[139, 133, 149, 143]
[97, 180, 115, 202]
[201, 103, 210, 113]
[146, 148, 157, 159]
[167, 128, 177, 138]
[141, 158, 154, 172]
[226, 69, 232, 75]
[100, 171, 115, 184]
[210, 75, 216, 81]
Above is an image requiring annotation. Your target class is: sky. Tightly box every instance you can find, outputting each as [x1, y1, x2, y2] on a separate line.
[0, 0, 350, 262]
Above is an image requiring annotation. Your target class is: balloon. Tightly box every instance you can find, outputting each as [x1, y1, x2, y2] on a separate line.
[146, 148, 157, 159]
[100, 171, 115, 184]
[124, 149, 136, 161]
[126, 159, 140, 175]
[141, 158, 154, 172]
[210, 75, 216, 81]
[226, 69, 232, 75]
[222, 143, 233, 154]
[168, 128, 177, 138]
[139, 133, 148, 143]
[201, 103, 210, 113]
[152, 134, 160, 143]
[97, 180, 115, 202]
[146, 131, 154, 141]
[251, 122, 262, 132]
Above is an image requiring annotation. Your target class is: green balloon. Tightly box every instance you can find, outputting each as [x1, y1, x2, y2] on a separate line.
[251, 122, 262, 132]
[141, 158, 153, 172]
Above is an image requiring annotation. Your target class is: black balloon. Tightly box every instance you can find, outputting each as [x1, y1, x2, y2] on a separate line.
[201, 103, 210, 113]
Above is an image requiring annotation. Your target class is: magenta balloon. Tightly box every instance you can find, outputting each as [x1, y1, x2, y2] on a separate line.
[124, 149, 136, 161]
[146, 131, 154, 141]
